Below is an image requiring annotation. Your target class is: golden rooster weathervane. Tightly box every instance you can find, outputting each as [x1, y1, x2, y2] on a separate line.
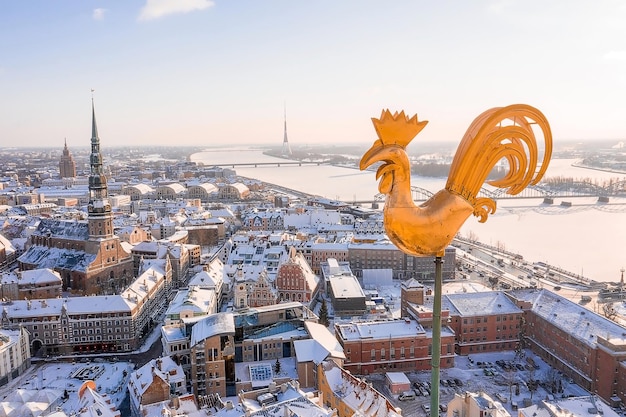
[360, 104, 552, 257]
[360, 104, 552, 417]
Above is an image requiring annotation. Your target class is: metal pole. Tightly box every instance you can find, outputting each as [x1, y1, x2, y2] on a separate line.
[430, 256, 443, 417]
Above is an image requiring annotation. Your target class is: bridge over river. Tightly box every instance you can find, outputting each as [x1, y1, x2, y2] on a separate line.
[355, 179, 626, 204]
[209, 161, 326, 168]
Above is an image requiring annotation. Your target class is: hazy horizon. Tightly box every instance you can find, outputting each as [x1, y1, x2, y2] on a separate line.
[1, 137, 623, 151]
[1, 0, 625, 148]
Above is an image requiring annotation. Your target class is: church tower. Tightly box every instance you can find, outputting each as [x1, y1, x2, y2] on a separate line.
[59, 138, 77, 178]
[87, 98, 113, 240]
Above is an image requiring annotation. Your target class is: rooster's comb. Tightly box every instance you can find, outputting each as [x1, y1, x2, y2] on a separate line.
[371, 109, 428, 148]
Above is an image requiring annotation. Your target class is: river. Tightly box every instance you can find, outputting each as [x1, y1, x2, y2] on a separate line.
[190, 148, 626, 284]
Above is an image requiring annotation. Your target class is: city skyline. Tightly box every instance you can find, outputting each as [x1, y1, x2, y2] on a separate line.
[1, 0, 625, 148]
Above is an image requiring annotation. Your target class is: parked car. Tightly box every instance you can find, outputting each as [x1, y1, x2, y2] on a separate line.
[399, 391, 415, 401]
[439, 404, 448, 412]
[454, 378, 463, 387]
[422, 404, 431, 413]
[515, 363, 525, 371]
[495, 392, 508, 403]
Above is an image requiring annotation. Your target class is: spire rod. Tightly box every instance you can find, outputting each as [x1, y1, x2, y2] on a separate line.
[91, 90, 99, 140]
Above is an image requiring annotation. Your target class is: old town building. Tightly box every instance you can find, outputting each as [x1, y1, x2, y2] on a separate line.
[334, 318, 455, 375]
[275, 248, 319, 304]
[59, 139, 77, 179]
[18, 100, 133, 295]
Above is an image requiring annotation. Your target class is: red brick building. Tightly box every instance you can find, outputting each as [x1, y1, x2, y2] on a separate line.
[508, 289, 626, 404]
[334, 318, 455, 375]
[275, 248, 320, 304]
[443, 291, 523, 355]
[18, 101, 133, 296]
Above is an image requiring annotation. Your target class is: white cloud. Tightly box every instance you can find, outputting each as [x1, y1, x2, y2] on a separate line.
[138, 0, 215, 21]
[93, 8, 107, 21]
[486, 0, 515, 14]
[604, 50, 626, 61]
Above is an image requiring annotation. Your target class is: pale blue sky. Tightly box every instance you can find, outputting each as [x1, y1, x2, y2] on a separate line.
[1, 0, 625, 148]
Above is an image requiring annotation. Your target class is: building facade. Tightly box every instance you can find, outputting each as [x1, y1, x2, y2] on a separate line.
[334, 318, 455, 375]
[59, 139, 77, 178]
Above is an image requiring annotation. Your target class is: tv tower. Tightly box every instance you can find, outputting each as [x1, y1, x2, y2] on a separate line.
[281, 103, 292, 157]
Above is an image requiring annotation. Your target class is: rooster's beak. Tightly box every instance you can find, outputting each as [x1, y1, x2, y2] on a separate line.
[360, 140, 398, 170]
[360, 140, 384, 170]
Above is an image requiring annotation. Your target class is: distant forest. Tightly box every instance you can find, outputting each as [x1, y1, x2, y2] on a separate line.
[265, 148, 504, 179]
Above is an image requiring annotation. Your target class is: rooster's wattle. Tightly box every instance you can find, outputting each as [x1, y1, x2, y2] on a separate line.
[359, 104, 552, 257]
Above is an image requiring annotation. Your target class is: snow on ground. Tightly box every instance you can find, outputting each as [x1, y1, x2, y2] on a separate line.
[0, 359, 133, 415]
[365, 349, 591, 417]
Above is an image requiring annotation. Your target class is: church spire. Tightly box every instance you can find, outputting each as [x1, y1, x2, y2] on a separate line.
[87, 93, 113, 239]
[92, 97, 99, 140]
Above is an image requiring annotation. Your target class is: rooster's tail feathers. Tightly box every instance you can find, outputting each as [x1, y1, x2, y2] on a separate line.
[446, 104, 552, 222]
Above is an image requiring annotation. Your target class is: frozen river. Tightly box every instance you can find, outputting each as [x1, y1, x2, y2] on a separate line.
[191, 148, 626, 283]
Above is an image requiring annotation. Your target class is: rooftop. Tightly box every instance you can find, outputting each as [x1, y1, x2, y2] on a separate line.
[443, 291, 522, 317]
[336, 319, 426, 341]
[329, 274, 365, 299]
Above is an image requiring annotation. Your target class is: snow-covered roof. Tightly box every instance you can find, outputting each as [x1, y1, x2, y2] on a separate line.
[157, 183, 187, 194]
[305, 321, 345, 359]
[279, 249, 319, 292]
[3, 295, 133, 319]
[131, 241, 169, 259]
[211, 380, 332, 417]
[190, 312, 235, 347]
[401, 278, 424, 289]
[320, 361, 401, 417]
[530, 289, 626, 349]
[336, 319, 426, 341]
[120, 265, 166, 308]
[187, 183, 218, 193]
[18, 245, 96, 272]
[77, 380, 121, 417]
[443, 291, 522, 317]
[294, 322, 345, 364]
[161, 324, 187, 344]
[385, 372, 410, 384]
[33, 218, 89, 240]
[188, 266, 222, 289]
[329, 274, 364, 299]
[124, 183, 154, 194]
[0, 233, 16, 255]
[17, 268, 62, 285]
[165, 286, 216, 318]
[128, 356, 185, 410]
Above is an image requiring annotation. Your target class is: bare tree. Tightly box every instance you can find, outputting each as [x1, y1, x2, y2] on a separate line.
[504, 368, 517, 403]
[526, 367, 538, 400]
[602, 303, 618, 321]
[488, 275, 499, 290]
[515, 317, 527, 361]
[467, 230, 479, 243]
[545, 368, 561, 394]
